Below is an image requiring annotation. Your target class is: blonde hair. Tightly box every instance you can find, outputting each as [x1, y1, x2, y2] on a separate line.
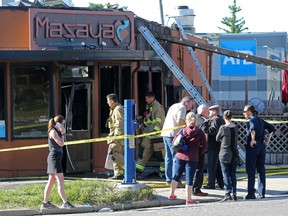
[186, 112, 196, 125]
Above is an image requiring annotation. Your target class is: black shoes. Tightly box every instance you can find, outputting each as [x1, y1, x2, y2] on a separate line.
[193, 191, 209, 196]
[232, 195, 237, 201]
[41, 201, 57, 209]
[203, 185, 216, 189]
[245, 193, 256, 200]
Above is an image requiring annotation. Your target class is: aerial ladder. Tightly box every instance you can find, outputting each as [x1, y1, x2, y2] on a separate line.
[138, 25, 246, 163]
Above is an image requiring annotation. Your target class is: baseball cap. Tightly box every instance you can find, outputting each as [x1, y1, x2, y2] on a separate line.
[209, 104, 221, 110]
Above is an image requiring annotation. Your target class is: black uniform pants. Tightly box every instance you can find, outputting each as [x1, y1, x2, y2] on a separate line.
[207, 148, 224, 188]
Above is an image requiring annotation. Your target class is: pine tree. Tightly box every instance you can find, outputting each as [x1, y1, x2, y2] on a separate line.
[218, 0, 248, 33]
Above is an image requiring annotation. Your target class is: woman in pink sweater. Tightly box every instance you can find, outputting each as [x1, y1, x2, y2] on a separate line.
[168, 112, 207, 205]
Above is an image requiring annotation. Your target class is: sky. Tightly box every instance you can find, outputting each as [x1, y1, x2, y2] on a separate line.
[72, 0, 288, 33]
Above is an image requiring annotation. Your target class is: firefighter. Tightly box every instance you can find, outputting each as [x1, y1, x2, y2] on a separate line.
[104, 93, 124, 180]
[136, 91, 166, 177]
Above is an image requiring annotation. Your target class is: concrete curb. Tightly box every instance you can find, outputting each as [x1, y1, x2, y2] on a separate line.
[0, 197, 222, 216]
[0, 209, 40, 216]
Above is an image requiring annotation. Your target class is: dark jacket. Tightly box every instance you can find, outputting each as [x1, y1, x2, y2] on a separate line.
[246, 115, 276, 144]
[174, 125, 207, 162]
[207, 115, 225, 150]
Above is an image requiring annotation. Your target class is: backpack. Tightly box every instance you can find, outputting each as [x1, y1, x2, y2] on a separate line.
[172, 129, 188, 152]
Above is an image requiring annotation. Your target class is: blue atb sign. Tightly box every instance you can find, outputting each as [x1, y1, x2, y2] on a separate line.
[221, 40, 256, 76]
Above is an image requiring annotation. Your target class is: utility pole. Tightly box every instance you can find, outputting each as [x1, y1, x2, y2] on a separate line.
[159, 0, 164, 25]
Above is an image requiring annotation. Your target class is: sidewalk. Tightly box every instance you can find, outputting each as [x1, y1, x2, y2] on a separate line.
[0, 173, 287, 216]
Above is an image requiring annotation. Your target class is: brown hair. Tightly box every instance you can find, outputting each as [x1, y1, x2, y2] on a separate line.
[244, 105, 258, 116]
[48, 115, 65, 133]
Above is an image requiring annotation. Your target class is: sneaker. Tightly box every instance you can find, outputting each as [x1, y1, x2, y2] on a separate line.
[61, 201, 75, 209]
[186, 200, 199, 205]
[41, 201, 57, 209]
[245, 193, 256, 200]
[232, 195, 238, 201]
[109, 174, 124, 180]
[168, 195, 177, 200]
[221, 194, 232, 201]
[193, 191, 209, 196]
[257, 194, 265, 199]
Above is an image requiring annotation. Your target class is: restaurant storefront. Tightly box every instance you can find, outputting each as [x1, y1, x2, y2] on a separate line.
[0, 6, 210, 177]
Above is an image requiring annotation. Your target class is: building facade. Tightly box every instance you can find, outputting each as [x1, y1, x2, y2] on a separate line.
[0, 6, 210, 177]
[200, 32, 287, 114]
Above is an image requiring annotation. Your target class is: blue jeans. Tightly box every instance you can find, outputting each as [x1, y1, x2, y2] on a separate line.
[245, 142, 266, 196]
[163, 136, 176, 183]
[220, 159, 237, 195]
[173, 157, 197, 186]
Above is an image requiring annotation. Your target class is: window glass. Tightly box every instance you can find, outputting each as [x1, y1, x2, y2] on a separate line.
[61, 66, 93, 78]
[12, 65, 49, 138]
[0, 66, 5, 138]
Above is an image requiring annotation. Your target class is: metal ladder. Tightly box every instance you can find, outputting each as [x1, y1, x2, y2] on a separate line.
[139, 25, 246, 163]
[138, 25, 208, 106]
[171, 16, 217, 104]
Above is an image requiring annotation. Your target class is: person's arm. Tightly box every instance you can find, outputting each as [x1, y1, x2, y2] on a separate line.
[114, 106, 124, 136]
[215, 126, 224, 142]
[50, 130, 64, 147]
[153, 106, 166, 132]
[264, 132, 273, 146]
[199, 131, 207, 156]
[250, 130, 257, 147]
[178, 118, 186, 127]
[176, 106, 186, 127]
[264, 121, 275, 146]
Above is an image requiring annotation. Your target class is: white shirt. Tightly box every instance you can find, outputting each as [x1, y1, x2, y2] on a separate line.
[161, 102, 186, 137]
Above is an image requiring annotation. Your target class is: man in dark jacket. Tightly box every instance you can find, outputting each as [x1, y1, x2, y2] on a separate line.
[203, 105, 225, 189]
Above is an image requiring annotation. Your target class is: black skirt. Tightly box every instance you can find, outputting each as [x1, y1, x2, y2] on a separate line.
[47, 151, 63, 174]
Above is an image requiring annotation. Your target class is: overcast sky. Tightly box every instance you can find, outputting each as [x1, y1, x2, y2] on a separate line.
[72, 0, 288, 33]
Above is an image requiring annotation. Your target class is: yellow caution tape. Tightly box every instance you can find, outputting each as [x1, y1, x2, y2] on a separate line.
[2, 116, 288, 153]
[232, 118, 288, 124]
[0, 125, 185, 153]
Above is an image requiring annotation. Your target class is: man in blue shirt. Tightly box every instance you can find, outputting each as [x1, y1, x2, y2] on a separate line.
[243, 105, 275, 199]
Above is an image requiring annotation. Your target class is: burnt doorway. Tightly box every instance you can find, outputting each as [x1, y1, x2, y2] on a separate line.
[60, 65, 93, 173]
[99, 64, 132, 134]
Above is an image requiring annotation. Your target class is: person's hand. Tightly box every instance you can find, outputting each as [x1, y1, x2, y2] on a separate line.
[250, 139, 257, 147]
[264, 140, 270, 146]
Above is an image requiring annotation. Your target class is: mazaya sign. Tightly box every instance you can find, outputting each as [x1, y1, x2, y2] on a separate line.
[220, 40, 256, 76]
[29, 8, 135, 50]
